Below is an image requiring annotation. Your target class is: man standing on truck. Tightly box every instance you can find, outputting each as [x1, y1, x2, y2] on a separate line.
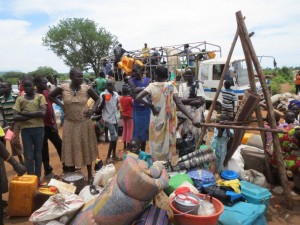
[141, 43, 150, 58]
[113, 44, 126, 80]
[181, 44, 196, 67]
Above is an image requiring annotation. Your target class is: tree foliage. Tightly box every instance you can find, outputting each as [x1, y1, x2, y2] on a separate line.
[27, 66, 58, 77]
[1, 71, 26, 84]
[42, 18, 118, 77]
[268, 67, 294, 94]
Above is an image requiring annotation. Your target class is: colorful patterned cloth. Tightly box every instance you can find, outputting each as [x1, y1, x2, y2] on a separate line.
[178, 81, 206, 142]
[270, 127, 300, 172]
[145, 81, 178, 162]
[13, 94, 46, 129]
[73, 154, 169, 225]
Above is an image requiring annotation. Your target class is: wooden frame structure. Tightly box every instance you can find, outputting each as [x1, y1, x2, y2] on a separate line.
[197, 11, 293, 209]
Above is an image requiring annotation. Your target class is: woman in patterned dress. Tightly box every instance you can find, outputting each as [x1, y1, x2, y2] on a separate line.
[135, 66, 201, 165]
[49, 68, 99, 181]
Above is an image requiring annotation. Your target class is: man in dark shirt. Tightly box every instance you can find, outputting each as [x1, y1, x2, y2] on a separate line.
[114, 44, 127, 80]
[34, 76, 62, 177]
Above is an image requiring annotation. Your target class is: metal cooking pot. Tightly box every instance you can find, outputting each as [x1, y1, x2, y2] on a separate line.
[62, 171, 85, 193]
[174, 192, 201, 215]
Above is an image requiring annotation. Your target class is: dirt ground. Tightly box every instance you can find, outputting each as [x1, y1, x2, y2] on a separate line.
[280, 83, 292, 94]
[3, 84, 300, 224]
[2, 131, 126, 224]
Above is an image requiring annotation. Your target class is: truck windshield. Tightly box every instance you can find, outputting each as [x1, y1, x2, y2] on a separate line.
[234, 60, 255, 87]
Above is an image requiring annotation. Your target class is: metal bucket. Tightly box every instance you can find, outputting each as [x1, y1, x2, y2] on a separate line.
[174, 192, 201, 215]
[62, 171, 85, 193]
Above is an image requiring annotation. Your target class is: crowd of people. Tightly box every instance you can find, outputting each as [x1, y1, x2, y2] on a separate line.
[0, 62, 206, 188]
[1, 53, 298, 195]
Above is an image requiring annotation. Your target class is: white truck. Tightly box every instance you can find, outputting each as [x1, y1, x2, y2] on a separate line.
[103, 42, 273, 112]
[197, 56, 273, 112]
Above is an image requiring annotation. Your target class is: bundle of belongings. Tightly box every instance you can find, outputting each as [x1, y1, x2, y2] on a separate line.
[164, 145, 216, 172]
[72, 152, 169, 225]
[271, 92, 299, 111]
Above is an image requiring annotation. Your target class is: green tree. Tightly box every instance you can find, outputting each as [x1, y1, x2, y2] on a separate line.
[42, 18, 118, 77]
[2, 71, 26, 84]
[27, 66, 58, 77]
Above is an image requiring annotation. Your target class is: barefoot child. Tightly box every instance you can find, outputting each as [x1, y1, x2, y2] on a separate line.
[13, 76, 46, 181]
[119, 85, 133, 151]
[99, 80, 121, 163]
[211, 115, 233, 173]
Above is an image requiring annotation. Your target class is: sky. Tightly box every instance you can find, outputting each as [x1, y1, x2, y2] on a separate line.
[0, 0, 300, 73]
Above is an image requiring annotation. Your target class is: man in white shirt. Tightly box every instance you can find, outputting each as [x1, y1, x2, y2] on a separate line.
[99, 80, 121, 163]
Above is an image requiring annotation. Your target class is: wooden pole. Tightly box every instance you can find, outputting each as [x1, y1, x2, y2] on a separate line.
[236, 10, 293, 209]
[197, 29, 239, 148]
[259, 103, 284, 117]
[237, 17, 274, 184]
[201, 123, 285, 133]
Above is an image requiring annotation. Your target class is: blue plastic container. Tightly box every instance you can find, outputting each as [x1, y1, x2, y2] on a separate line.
[240, 181, 272, 214]
[218, 201, 267, 225]
[220, 170, 239, 180]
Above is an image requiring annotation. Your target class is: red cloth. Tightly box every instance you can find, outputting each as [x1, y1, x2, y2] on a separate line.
[122, 118, 133, 144]
[19, 82, 24, 96]
[120, 96, 133, 118]
[43, 90, 55, 126]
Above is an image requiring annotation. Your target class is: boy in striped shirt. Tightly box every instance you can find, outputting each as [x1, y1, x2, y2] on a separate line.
[221, 80, 236, 121]
[0, 81, 24, 164]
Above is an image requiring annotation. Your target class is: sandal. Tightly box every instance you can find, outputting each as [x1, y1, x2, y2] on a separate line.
[89, 184, 100, 195]
[112, 156, 123, 161]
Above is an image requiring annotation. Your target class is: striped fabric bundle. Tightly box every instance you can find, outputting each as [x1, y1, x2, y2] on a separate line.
[72, 154, 169, 225]
[177, 146, 216, 170]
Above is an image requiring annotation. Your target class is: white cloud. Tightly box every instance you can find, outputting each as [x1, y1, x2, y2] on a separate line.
[0, 0, 300, 72]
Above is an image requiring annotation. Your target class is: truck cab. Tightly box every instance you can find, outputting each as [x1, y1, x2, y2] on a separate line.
[198, 57, 262, 112]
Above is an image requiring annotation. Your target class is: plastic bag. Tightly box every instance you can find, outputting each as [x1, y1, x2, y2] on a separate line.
[93, 164, 116, 187]
[187, 169, 215, 191]
[198, 200, 216, 216]
[240, 169, 268, 188]
[176, 132, 196, 157]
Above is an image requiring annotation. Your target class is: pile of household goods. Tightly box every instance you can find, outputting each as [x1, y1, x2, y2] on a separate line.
[7, 144, 271, 225]
[271, 92, 299, 111]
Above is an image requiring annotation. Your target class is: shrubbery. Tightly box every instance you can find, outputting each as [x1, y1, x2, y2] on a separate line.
[267, 67, 294, 94]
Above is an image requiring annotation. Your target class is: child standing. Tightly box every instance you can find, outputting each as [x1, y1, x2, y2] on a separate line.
[0, 81, 24, 164]
[211, 115, 233, 173]
[13, 76, 46, 181]
[221, 80, 236, 121]
[119, 85, 133, 151]
[34, 76, 62, 178]
[99, 80, 121, 164]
